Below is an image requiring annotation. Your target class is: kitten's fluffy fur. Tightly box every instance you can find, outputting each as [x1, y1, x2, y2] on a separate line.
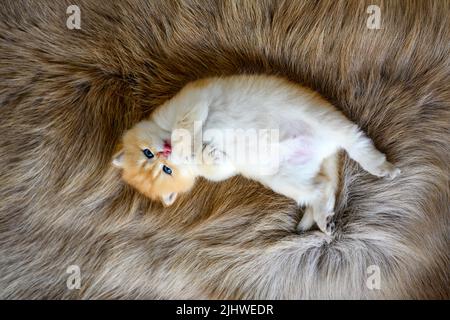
[113, 75, 400, 234]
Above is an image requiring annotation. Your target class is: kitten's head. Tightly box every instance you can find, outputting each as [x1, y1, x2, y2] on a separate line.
[112, 120, 196, 206]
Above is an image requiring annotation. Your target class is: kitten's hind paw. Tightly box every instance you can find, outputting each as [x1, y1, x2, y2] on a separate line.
[378, 161, 401, 180]
[387, 167, 401, 179]
[318, 214, 335, 236]
[369, 160, 401, 180]
[297, 209, 315, 233]
[326, 222, 335, 235]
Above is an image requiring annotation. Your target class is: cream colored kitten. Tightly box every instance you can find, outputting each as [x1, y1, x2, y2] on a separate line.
[113, 75, 400, 234]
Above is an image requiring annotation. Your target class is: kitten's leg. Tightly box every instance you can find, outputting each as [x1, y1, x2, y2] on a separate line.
[297, 153, 340, 234]
[297, 207, 315, 232]
[174, 102, 209, 133]
[318, 108, 400, 179]
[297, 189, 334, 234]
[313, 158, 339, 235]
[169, 102, 210, 161]
[321, 152, 340, 213]
[342, 127, 400, 179]
[151, 93, 209, 133]
[196, 143, 237, 181]
[299, 180, 335, 235]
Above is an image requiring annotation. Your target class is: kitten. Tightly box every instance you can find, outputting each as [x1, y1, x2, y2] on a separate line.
[112, 119, 195, 206]
[113, 75, 400, 234]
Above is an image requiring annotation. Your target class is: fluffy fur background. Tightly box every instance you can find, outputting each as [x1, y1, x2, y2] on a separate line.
[0, 0, 449, 299]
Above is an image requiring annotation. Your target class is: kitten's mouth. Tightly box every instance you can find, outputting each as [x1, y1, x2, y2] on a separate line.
[158, 140, 172, 158]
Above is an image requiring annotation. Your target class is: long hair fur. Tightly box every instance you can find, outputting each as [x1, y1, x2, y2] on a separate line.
[0, 0, 449, 299]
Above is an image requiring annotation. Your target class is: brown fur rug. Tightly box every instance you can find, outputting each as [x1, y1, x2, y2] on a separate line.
[0, 0, 449, 299]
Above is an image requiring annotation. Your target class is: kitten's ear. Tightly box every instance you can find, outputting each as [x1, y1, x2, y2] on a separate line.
[112, 149, 125, 168]
[161, 192, 178, 207]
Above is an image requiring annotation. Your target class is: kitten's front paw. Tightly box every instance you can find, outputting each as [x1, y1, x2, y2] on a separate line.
[171, 136, 193, 163]
[202, 143, 225, 165]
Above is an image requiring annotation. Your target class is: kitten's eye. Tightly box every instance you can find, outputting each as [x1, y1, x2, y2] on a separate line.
[143, 148, 154, 159]
[162, 165, 172, 175]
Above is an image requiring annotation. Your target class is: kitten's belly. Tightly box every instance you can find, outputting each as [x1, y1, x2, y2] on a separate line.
[278, 119, 319, 166]
[232, 128, 319, 176]
[203, 116, 322, 175]
[280, 135, 315, 166]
